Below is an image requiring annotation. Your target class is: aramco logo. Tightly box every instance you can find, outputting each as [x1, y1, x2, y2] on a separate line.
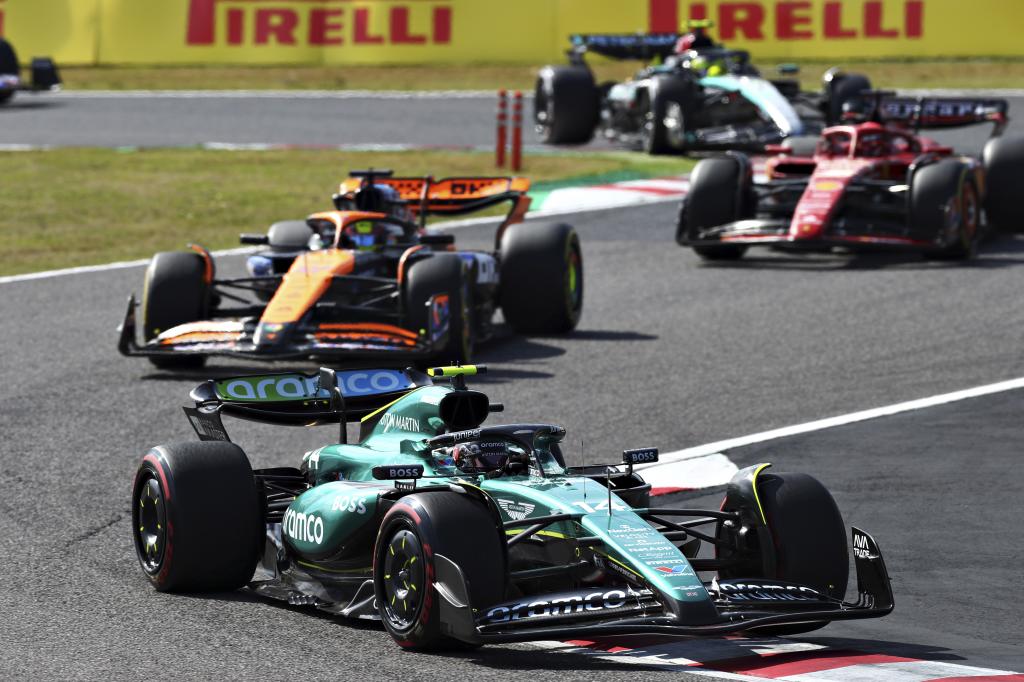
[186, 0, 452, 47]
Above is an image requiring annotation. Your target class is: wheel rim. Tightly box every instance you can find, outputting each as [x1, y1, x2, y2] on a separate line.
[641, 106, 655, 151]
[565, 246, 582, 315]
[960, 183, 979, 246]
[134, 475, 167, 574]
[380, 529, 426, 631]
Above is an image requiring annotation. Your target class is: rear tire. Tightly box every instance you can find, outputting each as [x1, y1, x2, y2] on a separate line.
[404, 253, 472, 364]
[911, 160, 980, 260]
[499, 222, 583, 334]
[141, 251, 210, 369]
[677, 156, 749, 261]
[132, 441, 263, 592]
[826, 73, 871, 124]
[722, 471, 849, 636]
[374, 492, 506, 650]
[534, 66, 599, 145]
[983, 134, 1024, 233]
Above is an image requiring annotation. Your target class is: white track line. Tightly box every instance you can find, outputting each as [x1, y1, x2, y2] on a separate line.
[53, 87, 1024, 99]
[639, 375, 1024, 478]
[58, 89, 502, 100]
[0, 191, 684, 285]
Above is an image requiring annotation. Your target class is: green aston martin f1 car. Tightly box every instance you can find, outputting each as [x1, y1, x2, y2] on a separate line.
[132, 365, 893, 649]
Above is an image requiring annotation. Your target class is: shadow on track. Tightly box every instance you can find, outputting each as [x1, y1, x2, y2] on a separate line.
[174, 591, 674, 673]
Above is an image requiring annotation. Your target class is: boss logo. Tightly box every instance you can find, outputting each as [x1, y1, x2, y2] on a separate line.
[622, 447, 659, 465]
[372, 465, 424, 480]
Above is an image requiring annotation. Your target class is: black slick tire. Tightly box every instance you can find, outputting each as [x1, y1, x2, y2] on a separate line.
[641, 79, 690, 155]
[982, 134, 1024, 233]
[141, 251, 210, 369]
[911, 160, 980, 260]
[534, 66, 599, 145]
[374, 491, 506, 650]
[722, 471, 849, 636]
[499, 222, 583, 334]
[0, 39, 18, 105]
[403, 253, 471, 364]
[677, 156, 749, 260]
[826, 73, 871, 124]
[132, 441, 263, 592]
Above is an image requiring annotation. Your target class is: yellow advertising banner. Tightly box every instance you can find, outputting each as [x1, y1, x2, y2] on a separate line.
[1, 0, 1023, 66]
[0, 0, 99, 64]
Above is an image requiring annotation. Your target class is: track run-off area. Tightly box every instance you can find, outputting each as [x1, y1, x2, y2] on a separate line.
[1, 88, 1022, 679]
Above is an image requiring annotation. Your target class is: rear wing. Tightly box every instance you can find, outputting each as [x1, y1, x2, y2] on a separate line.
[183, 367, 431, 442]
[335, 174, 532, 233]
[854, 92, 1008, 136]
[568, 33, 679, 62]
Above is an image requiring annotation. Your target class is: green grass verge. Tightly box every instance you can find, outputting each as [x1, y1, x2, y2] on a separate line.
[58, 59, 1024, 91]
[0, 148, 691, 276]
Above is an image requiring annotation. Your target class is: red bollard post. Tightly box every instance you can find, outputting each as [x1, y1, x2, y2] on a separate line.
[511, 90, 523, 172]
[496, 89, 508, 169]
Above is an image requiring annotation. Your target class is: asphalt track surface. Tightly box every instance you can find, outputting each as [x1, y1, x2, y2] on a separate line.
[2, 92, 1024, 678]
[2, 90, 1023, 152]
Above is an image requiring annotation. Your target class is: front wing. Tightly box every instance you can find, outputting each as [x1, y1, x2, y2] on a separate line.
[683, 219, 939, 251]
[434, 527, 893, 644]
[117, 295, 450, 363]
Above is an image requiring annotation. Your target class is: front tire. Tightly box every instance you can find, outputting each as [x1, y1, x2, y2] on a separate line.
[500, 222, 583, 334]
[132, 441, 263, 592]
[720, 471, 849, 636]
[677, 156, 750, 261]
[911, 160, 981, 260]
[141, 251, 210, 369]
[403, 253, 472, 364]
[374, 492, 506, 650]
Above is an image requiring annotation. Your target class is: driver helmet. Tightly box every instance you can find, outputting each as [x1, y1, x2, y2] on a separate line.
[856, 125, 888, 158]
[452, 441, 511, 474]
[687, 54, 725, 77]
[340, 219, 402, 251]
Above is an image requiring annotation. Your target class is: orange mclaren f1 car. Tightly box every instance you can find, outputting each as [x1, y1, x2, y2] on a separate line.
[118, 170, 583, 369]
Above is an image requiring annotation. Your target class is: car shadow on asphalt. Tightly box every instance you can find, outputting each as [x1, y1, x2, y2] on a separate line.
[172, 591, 673, 672]
[0, 99, 65, 111]
[801, 635, 977, 663]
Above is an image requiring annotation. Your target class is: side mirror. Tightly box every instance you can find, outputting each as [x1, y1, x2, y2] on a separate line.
[239, 233, 269, 245]
[777, 63, 800, 76]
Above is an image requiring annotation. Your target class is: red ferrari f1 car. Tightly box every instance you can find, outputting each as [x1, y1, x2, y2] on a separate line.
[676, 92, 1024, 261]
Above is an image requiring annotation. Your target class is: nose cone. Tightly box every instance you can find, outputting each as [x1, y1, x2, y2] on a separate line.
[253, 322, 292, 348]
